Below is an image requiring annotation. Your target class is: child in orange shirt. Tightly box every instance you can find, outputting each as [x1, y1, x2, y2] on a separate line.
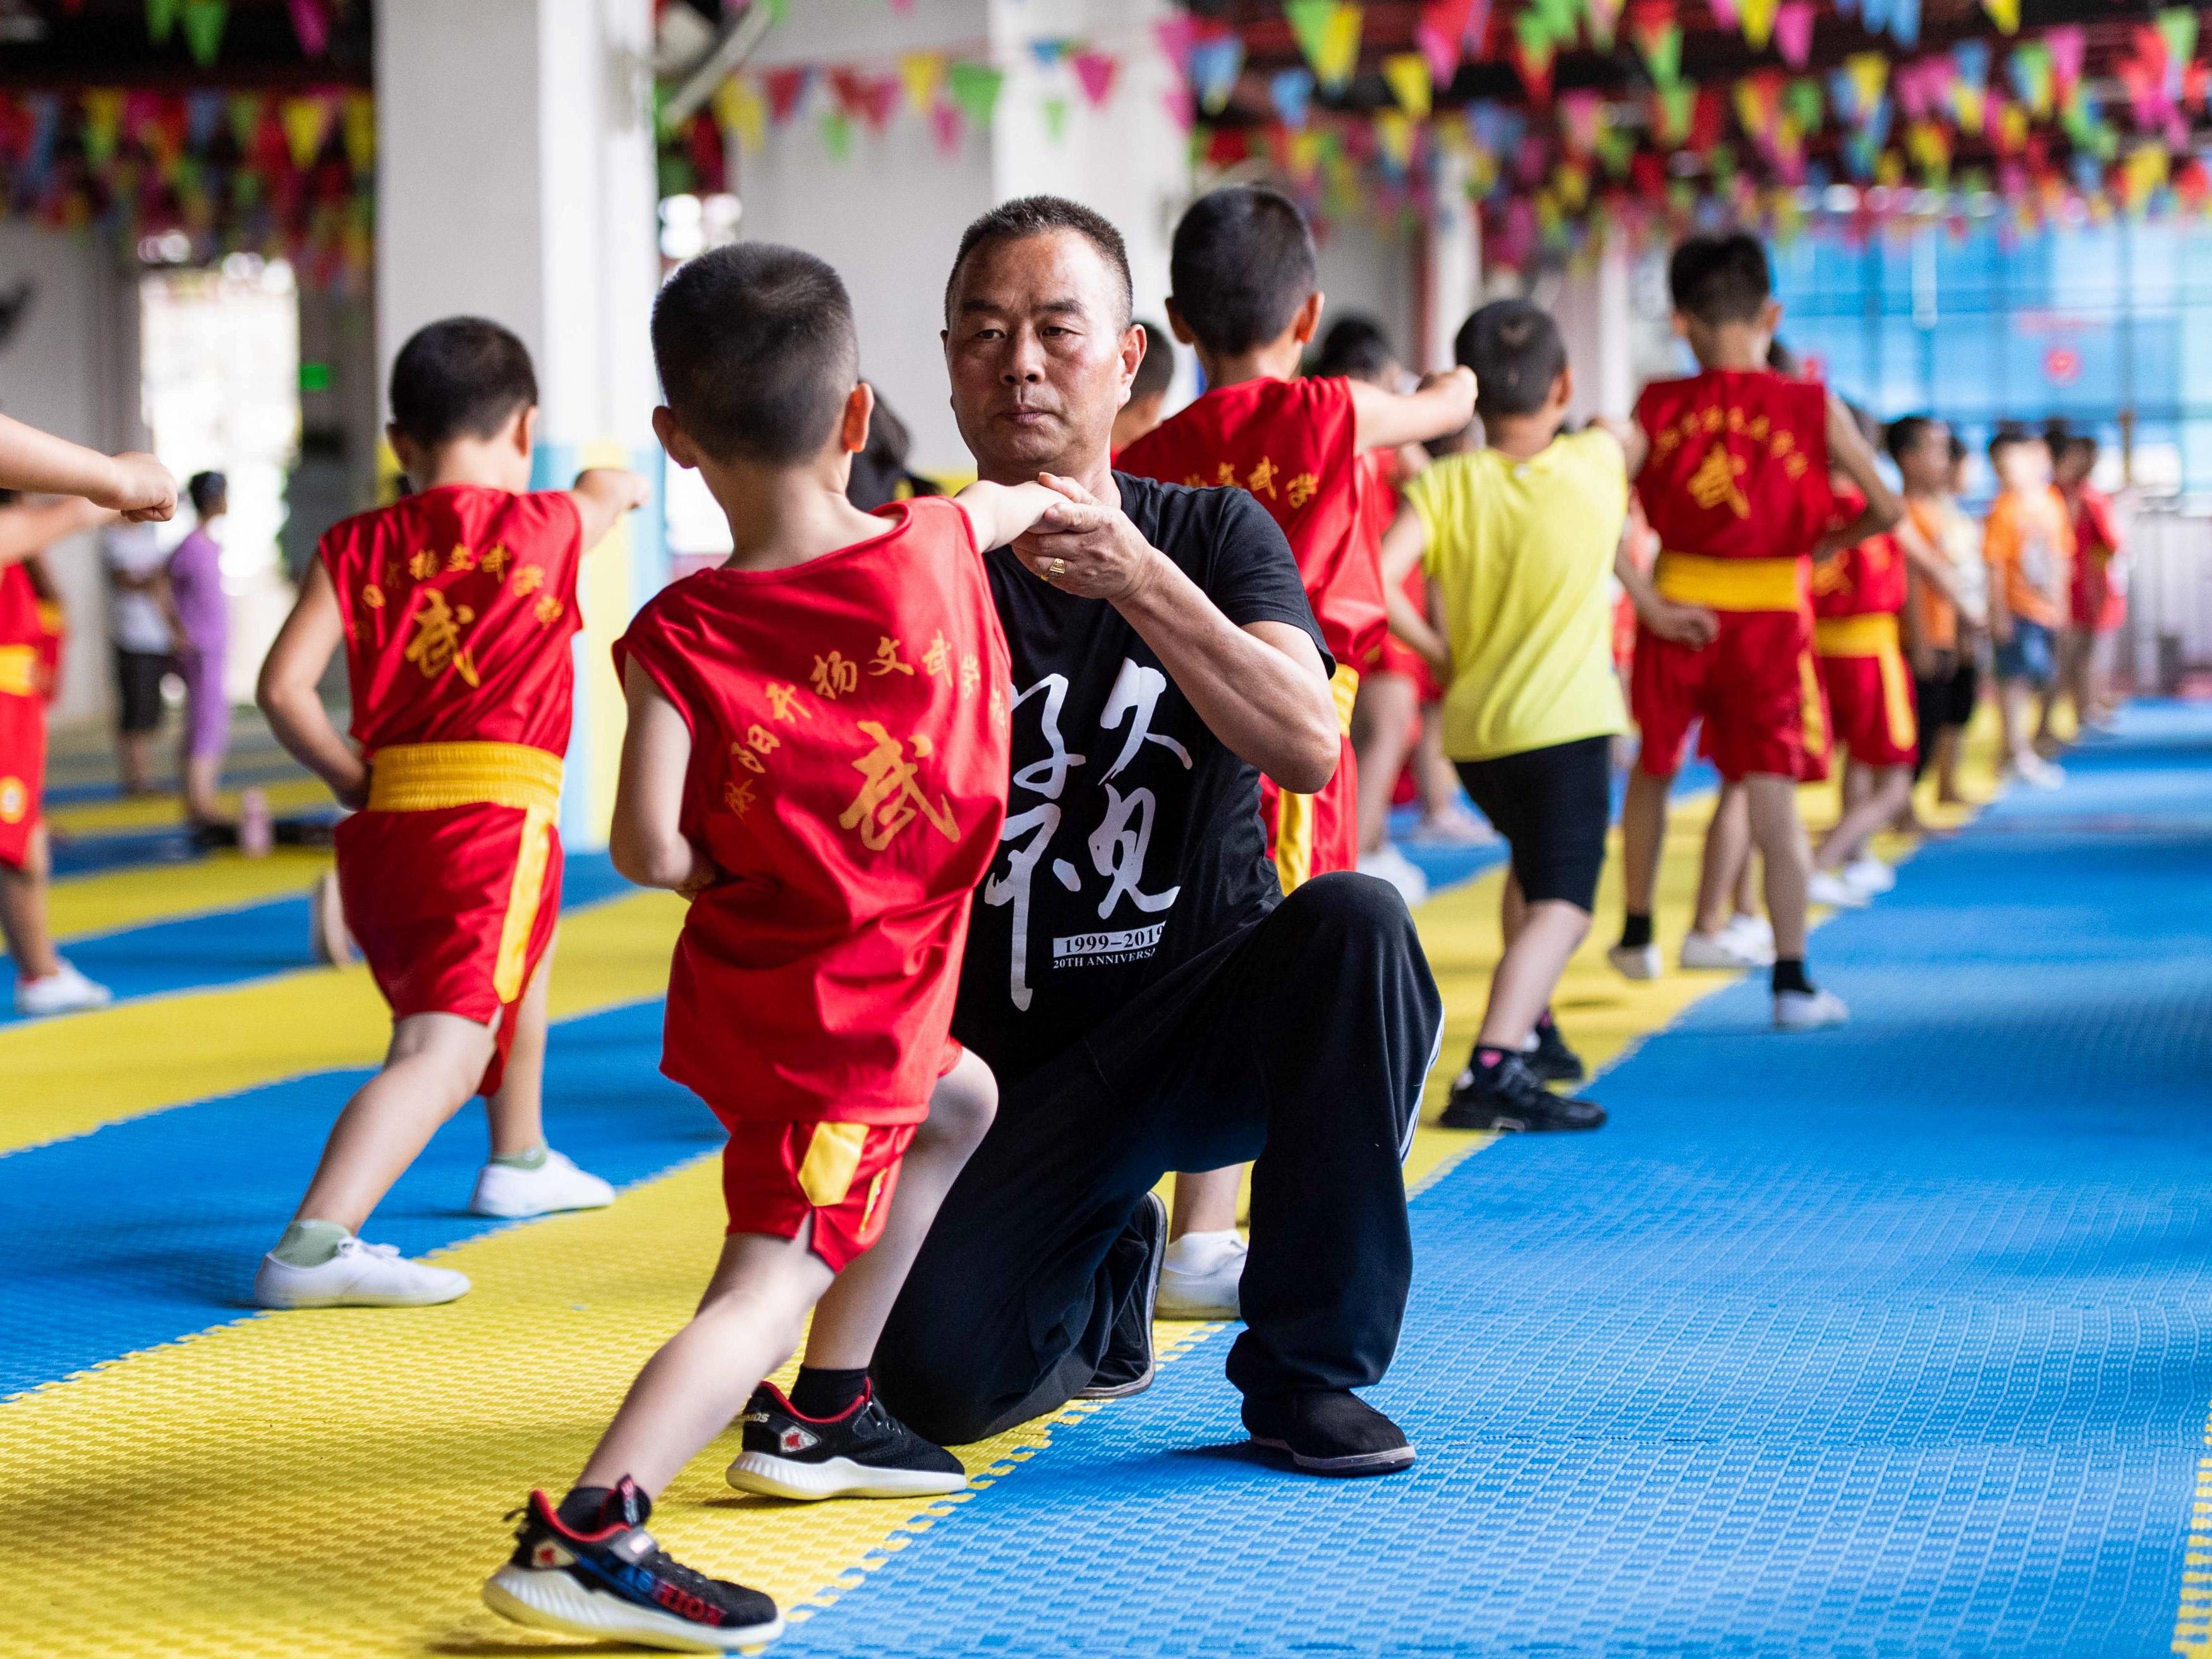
[1983, 426, 2074, 787]
[254, 318, 648, 1309]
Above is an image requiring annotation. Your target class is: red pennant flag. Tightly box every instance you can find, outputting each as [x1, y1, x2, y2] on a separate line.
[1072, 49, 1118, 108]
[765, 67, 811, 125]
[1416, 0, 1478, 83]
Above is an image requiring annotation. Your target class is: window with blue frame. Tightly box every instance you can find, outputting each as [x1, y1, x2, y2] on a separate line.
[1769, 217, 2212, 499]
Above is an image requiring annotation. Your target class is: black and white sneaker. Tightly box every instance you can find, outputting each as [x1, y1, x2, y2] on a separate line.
[483, 1477, 782, 1653]
[726, 1381, 968, 1500]
[1521, 1017, 1587, 1085]
[1442, 1054, 1607, 1132]
[1243, 1390, 1416, 1477]
[1078, 1190, 1167, 1400]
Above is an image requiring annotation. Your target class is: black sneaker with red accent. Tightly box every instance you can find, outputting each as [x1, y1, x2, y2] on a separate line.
[726, 1380, 968, 1500]
[482, 1476, 782, 1653]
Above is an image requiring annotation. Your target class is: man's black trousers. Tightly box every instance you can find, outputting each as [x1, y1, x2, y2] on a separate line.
[875, 872, 1444, 1445]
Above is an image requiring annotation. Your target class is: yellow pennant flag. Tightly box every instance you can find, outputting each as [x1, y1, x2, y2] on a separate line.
[1375, 108, 1416, 167]
[1316, 4, 1364, 94]
[1980, 0, 2019, 35]
[713, 75, 767, 154]
[1739, 0, 1777, 52]
[1381, 51, 1431, 119]
[899, 51, 946, 117]
[1845, 51, 1888, 113]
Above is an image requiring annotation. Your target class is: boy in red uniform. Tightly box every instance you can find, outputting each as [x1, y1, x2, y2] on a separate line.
[1114, 186, 1472, 1316]
[1613, 233, 1900, 1031]
[2054, 430, 2124, 732]
[253, 319, 648, 1310]
[483, 244, 1069, 1654]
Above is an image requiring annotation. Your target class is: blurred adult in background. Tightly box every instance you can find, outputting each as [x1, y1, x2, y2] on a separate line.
[102, 519, 174, 795]
[2050, 428, 2124, 732]
[1890, 416, 1986, 807]
[167, 471, 231, 831]
[842, 388, 942, 511]
[1109, 319, 1176, 454]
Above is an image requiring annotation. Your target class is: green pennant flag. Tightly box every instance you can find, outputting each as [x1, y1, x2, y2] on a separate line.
[1640, 21, 1683, 88]
[228, 92, 262, 152]
[1596, 126, 1635, 176]
[947, 61, 1005, 128]
[181, 0, 226, 68]
[1655, 82, 1696, 143]
[1533, 0, 1581, 46]
[1043, 94, 1069, 143]
[820, 107, 852, 161]
[1285, 0, 1337, 74]
[1710, 142, 1737, 184]
[147, 0, 181, 44]
[1784, 76, 1823, 132]
[2156, 8, 2197, 68]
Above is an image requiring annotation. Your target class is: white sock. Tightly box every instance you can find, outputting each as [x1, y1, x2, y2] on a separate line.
[1165, 1229, 1242, 1270]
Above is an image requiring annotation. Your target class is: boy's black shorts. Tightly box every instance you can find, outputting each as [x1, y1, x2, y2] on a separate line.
[1454, 734, 1613, 913]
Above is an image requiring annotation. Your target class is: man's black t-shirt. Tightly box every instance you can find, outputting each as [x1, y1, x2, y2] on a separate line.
[952, 473, 1330, 1086]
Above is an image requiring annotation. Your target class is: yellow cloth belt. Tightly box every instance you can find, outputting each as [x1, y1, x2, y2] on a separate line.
[1272, 663, 1362, 896]
[1329, 661, 1360, 736]
[1655, 553, 1806, 613]
[0, 645, 35, 698]
[366, 741, 564, 818]
[364, 741, 563, 1003]
[1814, 612, 1900, 657]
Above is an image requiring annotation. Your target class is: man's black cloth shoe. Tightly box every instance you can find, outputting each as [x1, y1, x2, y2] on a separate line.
[483, 1476, 782, 1652]
[726, 1380, 968, 1499]
[1078, 1189, 1167, 1399]
[1442, 1054, 1607, 1132]
[1522, 1019, 1587, 1085]
[1243, 1390, 1416, 1476]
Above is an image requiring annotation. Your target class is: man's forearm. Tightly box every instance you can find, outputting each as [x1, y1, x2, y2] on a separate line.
[1115, 549, 1339, 794]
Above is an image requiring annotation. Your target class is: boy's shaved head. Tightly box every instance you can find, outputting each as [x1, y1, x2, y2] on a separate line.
[1169, 185, 1320, 356]
[654, 243, 858, 466]
[1313, 314, 1397, 384]
[389, 317, 538, 449]
[1129, 319, 1176, 403]
[1668, 233, 1773, 327]
[1457, 300, 1566, 420]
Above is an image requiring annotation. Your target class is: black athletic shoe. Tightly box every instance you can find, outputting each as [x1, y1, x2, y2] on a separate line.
[1442, 1054, 1607, 1132]
[1522, 1018, 1587, 1085]
[1078, 1190, 1167, 1399]
[726, 1380, 968, 1500]
[482, 1477, 782, 1653]
[1243, 1390, 1416, 1477]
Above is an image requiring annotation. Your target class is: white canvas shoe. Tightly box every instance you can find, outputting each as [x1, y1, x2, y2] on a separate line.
[469, 1149, 617, 1219]
[1680, 928, 1770, 971]
[1155, 1230, 1247, 1320]
[1843, 855, 1895, 895]
[1608, 942, 1663, 981]
[1773, 987, 1850, 1031]
[1808, 870, 1870, 909]
[253, 1237, 471, 1309]
[1357, 844, 1430, 911]
[15, 959, 114, 1018]
[1725, 912, 1775, 954]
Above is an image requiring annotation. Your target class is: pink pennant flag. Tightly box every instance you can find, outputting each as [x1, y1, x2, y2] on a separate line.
[1773, 1, 1814, 68]
[887, 0, 915, 11]
[1707, 0, 1739, 32]
[2045, 24, 2086, 90]
[1072, 49, 1118, 108]
[1162, 87, 1196, 133]
[1417, 0, 1478, 82]
[286, 0, 327, 55]
[1153, 15, 1201, 75]
[930, 101, 963, 156]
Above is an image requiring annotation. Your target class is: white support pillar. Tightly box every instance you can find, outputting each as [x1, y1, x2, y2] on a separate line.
[1418, 142, 1483, 375]
[1555, 227, 1636, 424]
[376, 0, 666, 848]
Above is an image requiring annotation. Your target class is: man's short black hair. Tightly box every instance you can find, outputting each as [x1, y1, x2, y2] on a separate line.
[1668, 233, 1773, 326]
[945, 195, 1133, 329]
[1456, 300, 1566, 420]
[1169, 185, 1320, 356]
[1130, 319, 1175, 402]
[1313, 314, 1397, 384]
[1948, 431, 1969, 464]
[1988, 421, 2042, 460]
[653, 242, 858, 468]
[1885, 414, 1940, 463]
[188, 470, 226, 516]
[389, 317, 538, 449]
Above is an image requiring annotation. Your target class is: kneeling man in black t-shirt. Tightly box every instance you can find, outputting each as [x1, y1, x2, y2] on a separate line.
[873, 197, 1443, 1474]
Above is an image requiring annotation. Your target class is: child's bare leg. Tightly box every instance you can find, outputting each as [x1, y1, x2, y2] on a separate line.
[1168, 1164, 1243, 1239]
[1746, 774, 1812, 960]
[803, 1050, 997, 1370]
[1692, 783, 1749, 936]
[1349, 674, 1418, 854]
[485, 939, 556, 1157]
[2001, 679, 2034, 765]
[580, 1229, 833, 1498]
[1413, 707, 1459, 822]
[0, 826, 61, 981]
[1478, 886, 1589, 1052]
[1933, 726, 1967, 803]
[1734, 845, 1759, 918]
[1816, 764, 1912, 870]
[1619, 762, 1671, 922]
[291, 1012, 495, 1232]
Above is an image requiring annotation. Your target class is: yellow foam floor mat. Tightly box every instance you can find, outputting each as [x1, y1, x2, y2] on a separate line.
[0, 889, 686, 1157]
[44, 774, 336, 837]
[45, 848, 334, 940]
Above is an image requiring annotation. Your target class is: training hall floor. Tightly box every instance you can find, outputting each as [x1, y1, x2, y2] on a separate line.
[7, 703, 2212, 1658]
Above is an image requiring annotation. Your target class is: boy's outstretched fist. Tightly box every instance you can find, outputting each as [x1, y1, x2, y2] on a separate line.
[104, 452, 179, 521]
[1004, 471, 1153, 604]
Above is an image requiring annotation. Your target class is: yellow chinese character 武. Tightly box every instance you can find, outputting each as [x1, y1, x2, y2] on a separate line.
[1686, 447, 1751, 518]
[766, 682, 812, 722]
[838, 720, 959, 851]
[511, 564, 545, 599]
[408, 549, 439, 581]
[811, 652, 859, 700]
[534, 595, 564, 627]
[446, 545, 476, 573]
[921, 630, 953, 681]
[1215, 461, 1239, 487]
[724, 777, 757, 818]
[960, 652, 981, 696]
[402, 588, 480, 686]
[1184, 473, 1205, 487]
[361, 583, 384, 611]
[482, 544, 511, 581]
[730, 741, 766, 775]
[1285, 472, 1319, 509]
[1247, 457, 1279, 498]
[870, 636, 915, 677]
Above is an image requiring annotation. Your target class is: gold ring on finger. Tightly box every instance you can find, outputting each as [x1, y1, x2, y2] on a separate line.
[1049, 557, 1067, 579]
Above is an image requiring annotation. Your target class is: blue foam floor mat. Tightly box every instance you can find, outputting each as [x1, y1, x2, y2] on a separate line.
[771, 704, 2212, 1658]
